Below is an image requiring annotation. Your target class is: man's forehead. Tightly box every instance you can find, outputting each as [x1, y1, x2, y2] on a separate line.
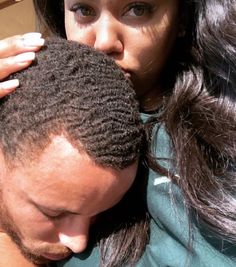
[1, 134, 85, 170]
[40, 134, 83, 160]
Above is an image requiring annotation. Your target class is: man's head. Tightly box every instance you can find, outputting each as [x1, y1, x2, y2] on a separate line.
[0, 38, 143, 264]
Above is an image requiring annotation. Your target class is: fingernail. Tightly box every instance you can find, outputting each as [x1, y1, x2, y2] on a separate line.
[23, 32, 42, 39]
[15, 52, 35, 63]
[22, 32, 45, 47]
[23, 37, 45, 47]
[1, 79, 19, 90]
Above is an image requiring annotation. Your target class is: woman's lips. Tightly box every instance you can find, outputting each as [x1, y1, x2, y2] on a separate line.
[121, 69, 132, 80]
[124, 72, 131, 79]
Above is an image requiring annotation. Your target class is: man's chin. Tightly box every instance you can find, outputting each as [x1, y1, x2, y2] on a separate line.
[41, 252, 72, 261]
[20, 249, 51, 265]
[19, 244, 72, 264]
[20, 246, 72, 264]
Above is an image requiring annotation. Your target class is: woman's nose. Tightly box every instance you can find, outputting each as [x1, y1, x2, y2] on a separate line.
[94, 15, 123, 56]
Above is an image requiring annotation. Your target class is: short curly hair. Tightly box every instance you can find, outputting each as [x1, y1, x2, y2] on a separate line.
[1, 38, 143, 169]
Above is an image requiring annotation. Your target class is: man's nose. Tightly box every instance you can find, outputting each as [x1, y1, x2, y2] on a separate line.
[94, 15, 123, 56]
[58, 216, 90, 253]
[58, 232, 88, 253]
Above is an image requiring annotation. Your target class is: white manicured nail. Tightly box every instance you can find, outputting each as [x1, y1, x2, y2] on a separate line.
[22, 32, 45, 47]
[15, 52, 35, 63]
[1, 79, 19, 90]
[23, 37, 45, 47]
[23, 32, 42, 39]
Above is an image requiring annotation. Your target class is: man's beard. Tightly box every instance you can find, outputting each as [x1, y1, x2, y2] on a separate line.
[0, 202, 51, 265]
[0, 199, 70, 265]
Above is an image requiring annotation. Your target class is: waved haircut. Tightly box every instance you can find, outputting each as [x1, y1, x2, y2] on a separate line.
[1, 38, 143, 169]
[1, 37, 149, 267]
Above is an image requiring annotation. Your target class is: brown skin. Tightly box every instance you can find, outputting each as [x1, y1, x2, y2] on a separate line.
[0, 135, 137, 264]
[64, 0, 179, 110]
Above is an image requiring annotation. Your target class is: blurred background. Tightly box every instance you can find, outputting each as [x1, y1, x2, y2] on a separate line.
[0, 0, 36, 39]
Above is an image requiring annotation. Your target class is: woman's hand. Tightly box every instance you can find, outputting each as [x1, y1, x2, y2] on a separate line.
[0, 32, 45, 98]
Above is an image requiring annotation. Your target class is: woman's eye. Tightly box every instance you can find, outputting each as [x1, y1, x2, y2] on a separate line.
[123, 2, 153, 17]
[70, 3, 96, 23]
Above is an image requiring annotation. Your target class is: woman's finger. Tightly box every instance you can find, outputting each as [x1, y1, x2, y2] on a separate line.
[0, 32, 44, 58]
[0, 33, 44, 98]
[0, 52, 35, 80]
[0, 79, 19, 98]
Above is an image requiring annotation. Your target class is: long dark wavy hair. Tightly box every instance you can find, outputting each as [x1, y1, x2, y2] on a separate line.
[155, 0, 236, 243]
[33, 0, 236, 258]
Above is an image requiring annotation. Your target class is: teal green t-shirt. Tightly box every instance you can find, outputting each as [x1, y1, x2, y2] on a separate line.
[55, 120, 236, 267]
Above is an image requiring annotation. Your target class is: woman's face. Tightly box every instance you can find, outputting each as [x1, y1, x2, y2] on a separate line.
[64, 0, 179, 110]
